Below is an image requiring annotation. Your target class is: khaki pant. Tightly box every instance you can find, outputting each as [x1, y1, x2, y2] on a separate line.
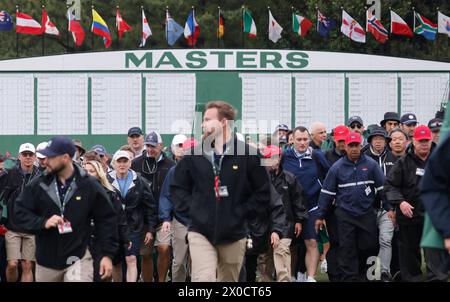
[36, 249, 93, 282]
[171, 218, 189, 282]
[188, 232, 246, 282]
[5, 231, 35, 261]
[257, 238, 292, 282]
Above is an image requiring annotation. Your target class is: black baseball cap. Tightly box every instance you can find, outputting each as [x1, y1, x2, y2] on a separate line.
[128, 127, 143, 137]
[400, 113, 418, 125]
[428, 118, 443, 132]
[347, 116, 364, 127]
[40, 136, 76, 158]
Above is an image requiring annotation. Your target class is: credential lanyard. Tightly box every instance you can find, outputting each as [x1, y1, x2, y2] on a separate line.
[54, 178, 74, 218]
[211, 147, 228, 200]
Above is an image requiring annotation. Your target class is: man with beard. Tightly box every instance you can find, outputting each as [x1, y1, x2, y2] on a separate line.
[13, 136, 118, 282]
[170, 101, 270, 282]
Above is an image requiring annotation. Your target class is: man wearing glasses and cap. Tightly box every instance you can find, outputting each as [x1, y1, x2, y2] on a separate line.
[347, 116, 367, 146]
[0, 143, 41, 282]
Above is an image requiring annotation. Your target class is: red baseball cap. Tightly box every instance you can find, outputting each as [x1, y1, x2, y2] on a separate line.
[413, 125, 432, 141]
[262, 145, 282, 158]
[182, 138, 199, 150]
[345, 132, 362, 145]
[334, 125, 350, 143]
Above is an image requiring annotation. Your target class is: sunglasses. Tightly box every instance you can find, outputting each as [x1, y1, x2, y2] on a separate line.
[350, 124, 362, 129]
[21, 152, 35, 157]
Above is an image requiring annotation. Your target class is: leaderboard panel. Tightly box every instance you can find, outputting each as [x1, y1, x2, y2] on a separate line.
[347, 73, 398, 127]
[240, 73, 292, 134]
[293, 73, 345, 129]
[36, 74, 88, 135]
[91, 73, 142, 135]
[0, 73, 34, 135]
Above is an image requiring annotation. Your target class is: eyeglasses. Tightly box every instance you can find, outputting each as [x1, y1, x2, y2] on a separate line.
[350, 124, 362, 129]
[20, 152, 35, 157]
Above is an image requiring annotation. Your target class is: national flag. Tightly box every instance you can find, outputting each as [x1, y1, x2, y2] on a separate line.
[366, 10, 388, 43]
[317, 10, 336, 37]
[67, 8, 85, 46]
[91, 9, 111, 48]
[414, 12, 438, 40]
[243, 9, 257, 38]
[390, 10, 413, 37]
[218, 10, 225, 38]
[42, 8, 59, 36]
[16, 11, 43, 35]
[139, 9, 152, 47]
[292, 13, 313, 38]
[165, 10, 183, 46]
[341, 10, 365, 43]
[438, 11, 450, 37]
[0, 11, 13, 31]
[268, 10, 283, 43]
[116, 8, 132, 39]
[184, 9, 200, 46]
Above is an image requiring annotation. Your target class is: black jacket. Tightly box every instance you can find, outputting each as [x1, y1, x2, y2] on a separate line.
[385, 146, 434, 225]
[107, 189, 130, 246]
[108, 170, 157, 235]
[131, 151, 175, 224]
[421, 133, 450, 238]
[0, 164, 40, 232]
[170, 137, 271, 246]
[14, 164, 118, 270]
[246, 183, 286, 255]
[325, 148, 345, 165]
[270, 169, 308, 239]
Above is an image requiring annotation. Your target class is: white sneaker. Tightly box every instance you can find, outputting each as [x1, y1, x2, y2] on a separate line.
[320, 260, 328, 273]
[306, 276, 317, 282]
[296, 272, 306, 282]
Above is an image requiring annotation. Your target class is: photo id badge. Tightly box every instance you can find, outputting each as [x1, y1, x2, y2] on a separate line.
[218, 186, 229, 198]
[58, 220, 73, 234]
[416, 168, 425, 176]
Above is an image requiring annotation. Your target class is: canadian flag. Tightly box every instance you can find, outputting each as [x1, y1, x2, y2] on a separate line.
[390, 10, 413, 37]
[42, 9, 59, 36]
[116, 8, 132, 39]
[16, 11, 43, 35]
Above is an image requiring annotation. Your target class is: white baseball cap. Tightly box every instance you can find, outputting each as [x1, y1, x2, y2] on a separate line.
[19, 143, 35, 154]
[36, 142, 49, 159]
[172, 134, 187, 146]
[112, 150, 131, 162]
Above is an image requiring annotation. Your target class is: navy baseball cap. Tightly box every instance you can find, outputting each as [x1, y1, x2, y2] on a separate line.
[128, 127, 143, 137]
[347, 116, 364, 127]
[400, 113, 418, 125]
[91, 144, 107, 156]
[40, 136, 76, 158]
[428, 118, 443, 132]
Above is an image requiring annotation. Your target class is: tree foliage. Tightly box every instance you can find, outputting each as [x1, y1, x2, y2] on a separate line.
[0, 0, 448, 62]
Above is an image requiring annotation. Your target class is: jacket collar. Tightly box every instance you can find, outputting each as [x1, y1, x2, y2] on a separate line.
[39, 163, 84, 210]
[108, 169, 137, 194]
